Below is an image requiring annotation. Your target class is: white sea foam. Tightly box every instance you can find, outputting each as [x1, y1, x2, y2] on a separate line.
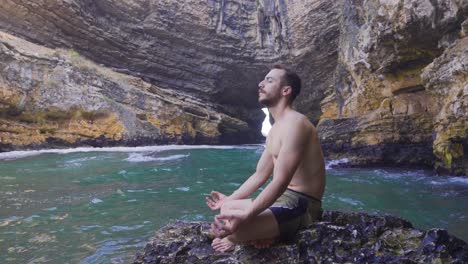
[176, 187, 190, 192]
[24, 215, 40, 222]
[80, 225, 101, 231]
[65, 156, 98, 164]
[125, 153, 189, 162]
[0, 176, 16, 180]
[338, 197, 364, 206]
[370, 169, 430, 183]
[110, 224, 144, 232]
[124, 153, 159, 162]
[447, 177, 468, 184]
[127, 189, 145, 193]
[325, 158, 349, 170]
[156, 154, 189, 161]
[0, 145, 260, 160]
[90, 198, 103, 204]
[429, 177, 468, 186]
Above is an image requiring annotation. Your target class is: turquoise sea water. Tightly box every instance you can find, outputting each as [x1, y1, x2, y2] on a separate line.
[0, 145, 467, 263]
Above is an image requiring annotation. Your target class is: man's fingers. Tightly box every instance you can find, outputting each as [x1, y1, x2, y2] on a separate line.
[215, 213, 233, 221]
[206, 197, 220, 210]
[211, 191, 220, 201]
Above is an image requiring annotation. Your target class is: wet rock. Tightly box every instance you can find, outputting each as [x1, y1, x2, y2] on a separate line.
[134, 211, 468, 264]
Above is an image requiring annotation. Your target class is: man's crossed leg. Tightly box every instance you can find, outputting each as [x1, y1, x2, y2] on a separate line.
[210, 199, 279, 252]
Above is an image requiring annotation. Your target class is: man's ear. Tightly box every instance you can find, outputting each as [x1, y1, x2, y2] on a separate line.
[282, 86, 292, 97]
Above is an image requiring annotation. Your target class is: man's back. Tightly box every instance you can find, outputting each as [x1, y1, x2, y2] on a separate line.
[265, 110, 325, 200]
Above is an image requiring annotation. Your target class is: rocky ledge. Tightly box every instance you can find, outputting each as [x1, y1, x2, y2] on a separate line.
[134, 211, 468, 264]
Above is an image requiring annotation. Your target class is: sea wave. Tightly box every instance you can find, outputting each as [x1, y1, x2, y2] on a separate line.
[371, 169, 467, 184]
[325, 158, 349, 170]
[338, 197, 364, 206]
[372, 169, 429, 179]
[124, 153, 189, 162]
[0, 144, 261, 160]
[429, 177, 468, 186]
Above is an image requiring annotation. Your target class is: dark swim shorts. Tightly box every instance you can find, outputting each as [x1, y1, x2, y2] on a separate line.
[269, 188, 322, 241]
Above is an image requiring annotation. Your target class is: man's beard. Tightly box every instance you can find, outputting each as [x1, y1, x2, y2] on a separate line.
[259, 96, 278, 107]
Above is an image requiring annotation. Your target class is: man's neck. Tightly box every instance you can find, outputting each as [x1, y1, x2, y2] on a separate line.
[268, 101, 292, 122]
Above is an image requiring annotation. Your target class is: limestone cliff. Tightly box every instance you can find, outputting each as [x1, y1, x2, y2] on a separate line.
[0, 0, 466, 174]
[0, 31, 253, 150]
[0, 0, 340, 149]
[318, 0, 467, 175]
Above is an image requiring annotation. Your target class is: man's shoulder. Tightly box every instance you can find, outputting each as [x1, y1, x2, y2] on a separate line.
[284, 111, 312, 129]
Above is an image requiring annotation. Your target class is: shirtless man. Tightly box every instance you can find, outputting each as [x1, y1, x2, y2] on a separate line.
[206, 65, 326, 252]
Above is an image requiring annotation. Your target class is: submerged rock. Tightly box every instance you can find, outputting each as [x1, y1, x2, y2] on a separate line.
[134, 211, 468, 264]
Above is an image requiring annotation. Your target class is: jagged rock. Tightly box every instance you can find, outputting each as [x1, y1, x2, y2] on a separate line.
[422, 34, 468, 176]
[318, 0, 467, 174]
[0, 1, 466, 174]
[0, 0, 340, 126]
[134, 211, 468, 264]
[0, 31, 256, 150]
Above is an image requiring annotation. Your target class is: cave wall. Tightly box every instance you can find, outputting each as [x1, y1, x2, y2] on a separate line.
[318, 0, 467, 175]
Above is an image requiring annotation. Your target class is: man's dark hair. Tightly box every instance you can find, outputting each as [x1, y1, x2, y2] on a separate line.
[272, 64, 301, 103]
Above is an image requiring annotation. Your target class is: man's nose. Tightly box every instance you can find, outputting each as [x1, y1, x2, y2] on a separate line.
[258, 80, 264, 88]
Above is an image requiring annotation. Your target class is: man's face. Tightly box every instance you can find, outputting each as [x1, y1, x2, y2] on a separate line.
[258, 69, 285, 106]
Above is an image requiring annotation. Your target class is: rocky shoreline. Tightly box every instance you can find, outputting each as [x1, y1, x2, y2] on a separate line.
[134, 211, 468, 264]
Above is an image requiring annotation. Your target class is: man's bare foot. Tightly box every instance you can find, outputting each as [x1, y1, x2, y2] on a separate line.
[249, 238, 275, 249]
[211, 237, 236, 252]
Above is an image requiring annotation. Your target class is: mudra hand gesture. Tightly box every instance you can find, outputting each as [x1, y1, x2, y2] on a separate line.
[206, 191, 228, 210]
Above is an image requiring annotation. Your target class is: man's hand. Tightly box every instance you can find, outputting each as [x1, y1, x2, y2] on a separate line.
[206, 191, 228, 210]
[211, 211, 250, 238]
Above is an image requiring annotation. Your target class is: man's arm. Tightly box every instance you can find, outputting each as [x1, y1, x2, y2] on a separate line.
[228, 148, 274, 200]
[206, 147, 273, 210]
[245, 120, 308, 219]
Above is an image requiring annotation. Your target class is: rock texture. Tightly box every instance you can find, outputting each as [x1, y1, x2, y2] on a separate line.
[422, 33, 468, 176]
[318, 0, 468, 175]
[134, 211, 468, 264]
[0, 0, 340, 122]
[0, 0, 340, 148]
[0, 31, 254, 150]
[0, 0, 466, 174]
